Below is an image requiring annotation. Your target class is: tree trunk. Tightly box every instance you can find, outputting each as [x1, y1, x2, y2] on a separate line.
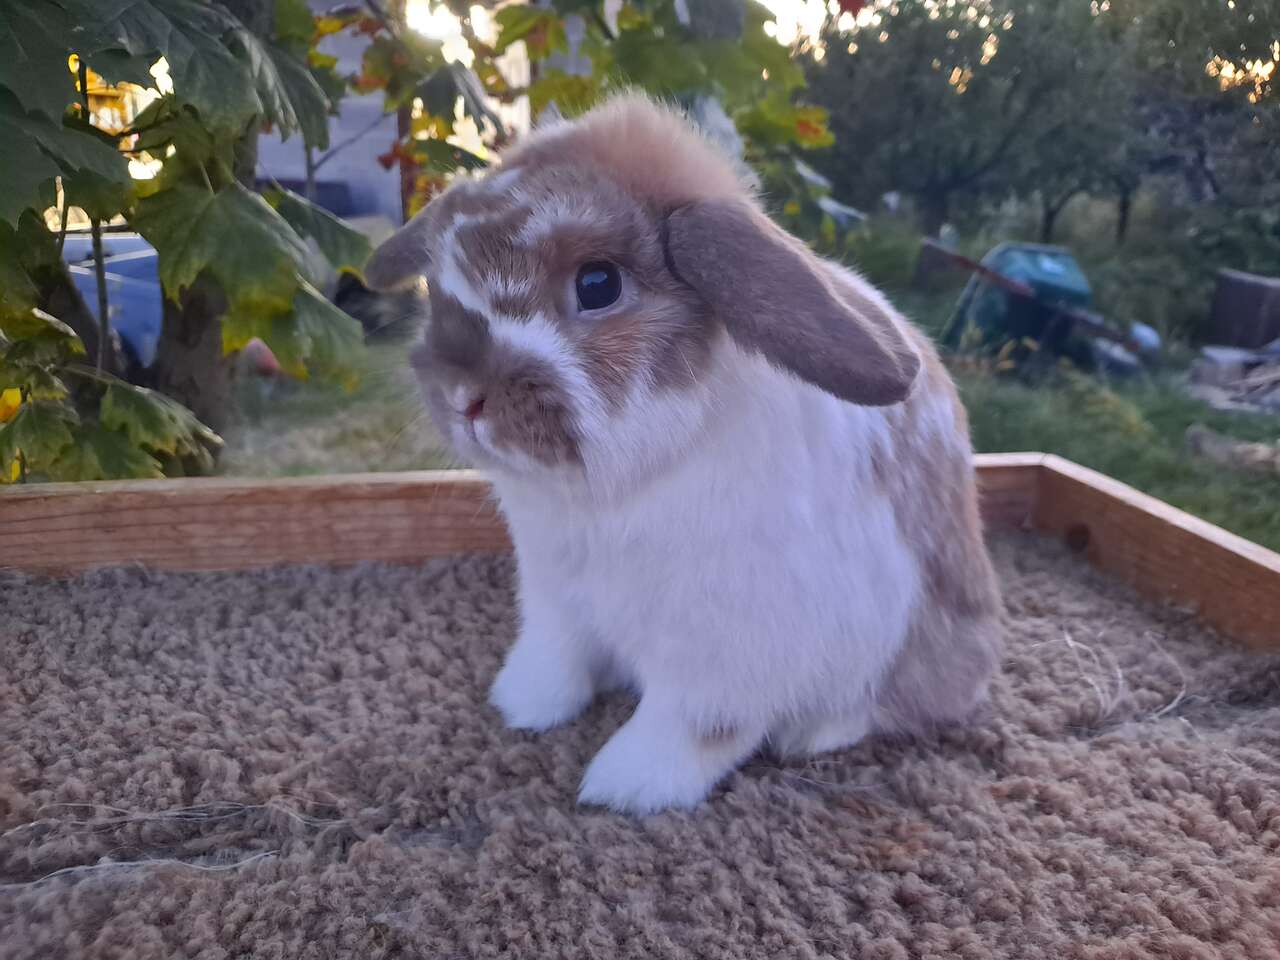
[920, 191, 949, 238]
[1040, 200, 1059, 244]
[397, 104, 413, 220]
[304, 145, 317, 203]
[1116, 186, 1133, 246]
[153, 277, 231, 435]
[149, 0, 269, 452]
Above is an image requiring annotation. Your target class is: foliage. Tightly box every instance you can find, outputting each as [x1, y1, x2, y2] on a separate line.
[807, 0, 1280, 345]
[0, 0, 372, 482]
[841, 216, 922, 292]
[806, 0, 1082, 233]
[0, 305, 218, 481]
[342, 0, 834, 215]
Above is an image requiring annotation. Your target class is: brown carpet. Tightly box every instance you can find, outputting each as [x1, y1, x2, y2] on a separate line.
[2, 532, 1279, 960]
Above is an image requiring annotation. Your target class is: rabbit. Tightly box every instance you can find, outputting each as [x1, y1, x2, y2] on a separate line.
[363, 93, 1002, 815]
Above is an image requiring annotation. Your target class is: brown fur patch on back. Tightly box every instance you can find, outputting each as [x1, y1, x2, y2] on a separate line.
[873, 337, 1003, 733]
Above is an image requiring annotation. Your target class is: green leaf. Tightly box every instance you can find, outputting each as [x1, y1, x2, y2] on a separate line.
[0, 307, 81, 344]
[132, 181, 311, 314]
[288, 281, 365, 386]
[22, 366, 68, 401]
[274, 0, 316, 49]
[417, 63, 505, 137]
[0, 398, 77, 471]
[494, 7, 566, 57]
[0, 113, 63, 226]
[223, 281, 364, 386]
[735, 94, 833, 149]
[0, 223, 40, 318]
[615, 4, 652, 31]
[52, 423, 164, 480]
[130, 97, 224, 166]
[94, 0, 261, 134]
[59, 116, 136, 218]
[0, 326, 72, 397]
[309, 55, 349, 107]
[0, 0, 80, 121]
[267, 189, 372, 275]
[85, 47, 157, 89]
[608, 31, 708, 96]
[528, 70, 602, 117]
[410, 137, 490, 173]
[0, 91, 131, 226]
[100, 382, 221, 456]
[268, 43, 333, 149]
[224, 25, 331, 148]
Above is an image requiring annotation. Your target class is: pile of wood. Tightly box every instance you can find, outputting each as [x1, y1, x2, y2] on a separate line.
[1185, 424, 1280, 477]
[1189, 342, 1280, 413]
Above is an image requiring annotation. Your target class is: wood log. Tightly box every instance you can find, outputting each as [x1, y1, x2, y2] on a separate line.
[1185, 424, 1280, 477]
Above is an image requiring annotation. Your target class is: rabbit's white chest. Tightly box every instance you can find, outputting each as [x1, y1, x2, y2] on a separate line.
[492, 380, 920, 718]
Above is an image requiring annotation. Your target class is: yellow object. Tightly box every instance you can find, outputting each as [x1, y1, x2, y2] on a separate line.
[0, 387, 21, 423]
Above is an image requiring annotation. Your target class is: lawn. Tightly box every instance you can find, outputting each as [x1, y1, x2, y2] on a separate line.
[896, 289, 1280, 553]
[219, 295, 1280, 553]
[218, 339, 454, 478]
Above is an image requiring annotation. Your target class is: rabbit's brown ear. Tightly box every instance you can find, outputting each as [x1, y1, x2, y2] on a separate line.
[363, 204, 440, 291]
[663, 199, 920, 406]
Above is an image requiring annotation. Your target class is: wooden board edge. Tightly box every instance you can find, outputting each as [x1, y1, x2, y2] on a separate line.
[974, 452, 1044, 531]
[1033, 454, 1280, 652]
[7, 453, 1277, 653]
[0, 468, 490, 502]
[0, 470, 510, 576]
[3, 459, 1047, 576]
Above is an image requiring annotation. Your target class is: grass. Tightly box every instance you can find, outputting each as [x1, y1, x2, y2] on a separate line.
[218, 338, 455, 478]
[956, 372, 1280, 550]
[895, 288, 1280, 553]
[217, 289, 1280, 552]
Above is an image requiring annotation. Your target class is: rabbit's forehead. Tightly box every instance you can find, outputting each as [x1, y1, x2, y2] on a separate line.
[428, 165, 653, 305]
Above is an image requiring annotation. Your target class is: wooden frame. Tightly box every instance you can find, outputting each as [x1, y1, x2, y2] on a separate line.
[3, 453, 1278, 652]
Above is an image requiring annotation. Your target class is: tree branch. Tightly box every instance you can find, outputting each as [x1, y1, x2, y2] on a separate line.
[312, 110, 390, 173]
[77, 60, 112, 376]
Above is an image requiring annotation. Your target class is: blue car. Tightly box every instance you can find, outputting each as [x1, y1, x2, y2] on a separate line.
[62, 233, 163, 376]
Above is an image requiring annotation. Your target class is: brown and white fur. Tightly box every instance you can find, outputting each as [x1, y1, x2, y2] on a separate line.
[365, 94, 1002, 814]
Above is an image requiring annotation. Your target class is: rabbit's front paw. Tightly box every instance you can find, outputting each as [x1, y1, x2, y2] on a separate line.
[489, 637, 595, 731]
[578, 699, 761, 814]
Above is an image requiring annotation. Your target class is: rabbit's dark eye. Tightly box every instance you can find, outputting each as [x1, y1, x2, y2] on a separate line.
[575, 261, 622, 311]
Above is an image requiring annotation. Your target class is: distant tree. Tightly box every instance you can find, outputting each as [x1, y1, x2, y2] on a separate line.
[806, 0, 1088, 235]
[1006, 6, 1154, 244]
[1124, 0, 1280, 261]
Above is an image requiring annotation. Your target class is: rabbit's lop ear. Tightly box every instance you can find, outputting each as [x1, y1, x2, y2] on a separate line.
[363, 204, 441, 292]
[664, 199, 920, 406]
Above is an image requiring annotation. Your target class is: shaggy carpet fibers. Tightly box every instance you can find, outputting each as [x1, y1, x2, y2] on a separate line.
[2, 532, 1279, 960]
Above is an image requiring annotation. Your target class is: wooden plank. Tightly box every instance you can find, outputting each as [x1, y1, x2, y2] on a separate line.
[0, 470, 511, 575]
[5, 454, 1278, 653]
[2, 459, 1043, 576]
[974, 452, 1043, 530]
[1033, 455, 1280, 652]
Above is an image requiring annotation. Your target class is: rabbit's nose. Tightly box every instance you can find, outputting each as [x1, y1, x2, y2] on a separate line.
[463, 393, 487, 420]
